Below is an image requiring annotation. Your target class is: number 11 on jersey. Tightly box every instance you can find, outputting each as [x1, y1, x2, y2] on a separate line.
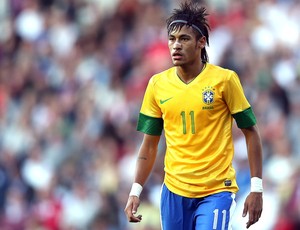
[180, 111, 195, 134]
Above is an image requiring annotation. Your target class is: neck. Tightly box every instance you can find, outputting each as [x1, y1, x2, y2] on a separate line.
[176, 62, 206, 84]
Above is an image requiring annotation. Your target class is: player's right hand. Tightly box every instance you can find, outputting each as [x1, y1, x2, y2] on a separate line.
[124, 196, 142, 222]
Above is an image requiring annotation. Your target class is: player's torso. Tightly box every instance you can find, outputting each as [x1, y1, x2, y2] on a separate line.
[152, 64, 238, 197]
[153, 64, 230, 145]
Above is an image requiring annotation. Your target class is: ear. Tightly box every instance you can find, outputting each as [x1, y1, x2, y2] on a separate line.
[198, 36, 206, 49]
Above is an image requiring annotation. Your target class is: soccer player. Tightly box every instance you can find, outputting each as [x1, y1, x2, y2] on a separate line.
[124, 2, 263, 229]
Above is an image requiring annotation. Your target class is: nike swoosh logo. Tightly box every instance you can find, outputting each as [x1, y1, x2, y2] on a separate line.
[160, 97, 173, 104]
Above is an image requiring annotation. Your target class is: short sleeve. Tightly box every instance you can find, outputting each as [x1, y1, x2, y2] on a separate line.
[137, 77, 163, 135]
[223, 71, 257, 128]
[223, 71, 251, 114]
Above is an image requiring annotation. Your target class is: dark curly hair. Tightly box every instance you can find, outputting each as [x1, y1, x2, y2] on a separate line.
[166, 1, 210, 63]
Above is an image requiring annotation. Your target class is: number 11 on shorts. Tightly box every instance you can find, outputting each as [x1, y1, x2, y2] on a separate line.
[213, 209, 226, 230]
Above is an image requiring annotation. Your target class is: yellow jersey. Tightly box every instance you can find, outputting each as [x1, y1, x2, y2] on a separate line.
[137, 63, 256, 198]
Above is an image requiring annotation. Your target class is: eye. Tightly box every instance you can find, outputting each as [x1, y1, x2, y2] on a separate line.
[168, 37, 175, 42]
[181, 37, 189, 41]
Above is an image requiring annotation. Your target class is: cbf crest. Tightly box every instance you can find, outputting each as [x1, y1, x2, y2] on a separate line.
[202, 86, 215, 105]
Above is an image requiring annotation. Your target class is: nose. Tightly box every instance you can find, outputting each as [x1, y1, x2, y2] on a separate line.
[173, 40, 182, 49]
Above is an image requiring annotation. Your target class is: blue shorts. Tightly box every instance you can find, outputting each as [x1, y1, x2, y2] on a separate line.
[160, 184, 236, 230]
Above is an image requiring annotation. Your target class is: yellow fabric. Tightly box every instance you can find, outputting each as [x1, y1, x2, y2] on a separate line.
[139, 63, 252, 198]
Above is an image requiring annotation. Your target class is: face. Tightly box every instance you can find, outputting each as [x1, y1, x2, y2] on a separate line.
[168, 25, 205, 66]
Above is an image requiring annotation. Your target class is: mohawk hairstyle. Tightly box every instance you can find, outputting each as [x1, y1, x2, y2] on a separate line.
[166, 1, 211, 63]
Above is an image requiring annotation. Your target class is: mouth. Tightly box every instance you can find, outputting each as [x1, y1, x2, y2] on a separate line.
[172, 52, 183, 60]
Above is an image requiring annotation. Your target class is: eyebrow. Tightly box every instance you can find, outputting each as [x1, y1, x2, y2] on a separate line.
[168, 34, 192, 38]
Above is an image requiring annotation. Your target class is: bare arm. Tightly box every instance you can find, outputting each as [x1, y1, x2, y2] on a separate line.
[134, 134, 161, 186]
[241, 125, 263, 178]
[241, 125, 263, 229]
[124, 134, 161, 222]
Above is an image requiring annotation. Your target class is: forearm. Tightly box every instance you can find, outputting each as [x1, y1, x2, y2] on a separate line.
[134, 147, 157, 185]
[242, 125, 263, 178]
[134, 134, 160, 186]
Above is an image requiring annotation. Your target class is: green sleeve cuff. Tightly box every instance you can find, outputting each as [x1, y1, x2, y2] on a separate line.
[137, 113, 163, 135]
[232, 107, 257, 128]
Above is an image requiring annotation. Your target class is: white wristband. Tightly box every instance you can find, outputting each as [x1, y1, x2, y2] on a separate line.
[251, 177, 263, 193]
[129, 183, 143, 198]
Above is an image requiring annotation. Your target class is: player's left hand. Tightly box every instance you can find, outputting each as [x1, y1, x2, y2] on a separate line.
[242, 192, 263, 228]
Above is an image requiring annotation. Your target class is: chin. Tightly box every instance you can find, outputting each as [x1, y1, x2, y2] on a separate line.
[172, 61, 183, 66]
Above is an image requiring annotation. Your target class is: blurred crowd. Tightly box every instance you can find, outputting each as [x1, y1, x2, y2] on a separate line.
[0, 0, 299, 229]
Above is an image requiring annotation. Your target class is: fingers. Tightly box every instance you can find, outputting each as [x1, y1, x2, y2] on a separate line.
[129, 214, 142, 223]
[243, 202, 252, 228]
[127, 211, 143, 223]
[243, 193, 263, 228]
[132, 200, 139, 214]
[242, 202, 248, 218]
[124, 196, 142, 223]
[246, 209, 262, 229]
[244, 206, 263, 228]
[125, 211, 142, 222]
